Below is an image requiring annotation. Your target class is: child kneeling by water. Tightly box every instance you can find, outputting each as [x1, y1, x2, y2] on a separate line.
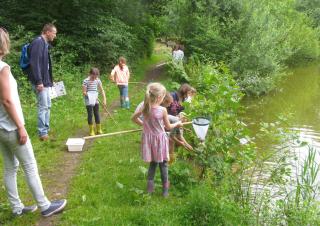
[161, 92, 193, 164]
[131, 83, 182, 197]
[82, 67, 107, 136]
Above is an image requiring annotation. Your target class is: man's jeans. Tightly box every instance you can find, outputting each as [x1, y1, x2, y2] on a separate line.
[34, 87, 51, 137]
[0, 129, 50, 213]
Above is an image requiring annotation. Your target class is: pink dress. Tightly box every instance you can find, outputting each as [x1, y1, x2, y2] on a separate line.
[141, 106, 169, 163]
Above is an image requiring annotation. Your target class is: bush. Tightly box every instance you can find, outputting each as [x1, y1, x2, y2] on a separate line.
[169, 161, 197, 196]
[180, 183, 252, 225]
[161, 0, 320, 95]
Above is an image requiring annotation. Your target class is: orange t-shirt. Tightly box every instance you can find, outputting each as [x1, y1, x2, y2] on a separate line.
[110, 65, 130, 85]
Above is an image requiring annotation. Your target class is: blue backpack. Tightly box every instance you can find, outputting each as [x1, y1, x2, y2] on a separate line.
[19, 43, 30, 70]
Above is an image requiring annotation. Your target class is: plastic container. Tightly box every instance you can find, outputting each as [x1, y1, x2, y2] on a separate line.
[66, 138, 85, 152]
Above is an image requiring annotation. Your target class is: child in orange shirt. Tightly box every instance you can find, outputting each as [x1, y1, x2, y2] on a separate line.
[110, 57, 130, 109]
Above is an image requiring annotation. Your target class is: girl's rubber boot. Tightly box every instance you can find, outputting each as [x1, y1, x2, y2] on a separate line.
[147, 180, 155, 194]
[89, 124, 95, 136]
[124, 97, 130, 109]
[162, 181, 170, 197]
[120, 97, 126, 108]
[96, 124, 103, 135]
[125, 100, 130, 109]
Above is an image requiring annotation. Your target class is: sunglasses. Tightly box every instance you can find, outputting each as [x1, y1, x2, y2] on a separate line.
[0, 27, 8, 33]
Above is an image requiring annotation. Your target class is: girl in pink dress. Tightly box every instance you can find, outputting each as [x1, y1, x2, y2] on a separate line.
[131, 83, 182, 197]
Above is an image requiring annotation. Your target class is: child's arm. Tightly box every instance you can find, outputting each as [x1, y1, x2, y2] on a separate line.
[163, 108, 182, 130]
[176, 134, 193, 151]
[98, 81, 107, 106]
[109, 67, 116, 83]
[131, 110, 143, 126]
[82, 85, 87, 96]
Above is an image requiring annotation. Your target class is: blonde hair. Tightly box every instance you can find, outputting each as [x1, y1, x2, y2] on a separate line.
[142, 83, 166, 118]
[42, 23, 56, 33]
[0, 28, 10, 57]
[119, 57, 126, 64]
[118, 57, 126, 70]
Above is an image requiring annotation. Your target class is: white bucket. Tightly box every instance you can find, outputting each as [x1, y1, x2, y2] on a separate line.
[66, 138, 85, 152]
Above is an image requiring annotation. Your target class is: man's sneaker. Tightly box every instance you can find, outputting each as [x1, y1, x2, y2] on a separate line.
[14, 205, 38, 217]
[41, 199, 67, 217]
[39, 135, 49, 141]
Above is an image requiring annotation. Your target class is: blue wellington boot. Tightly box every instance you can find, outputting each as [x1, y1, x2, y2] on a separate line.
[125, 100, 130, 109]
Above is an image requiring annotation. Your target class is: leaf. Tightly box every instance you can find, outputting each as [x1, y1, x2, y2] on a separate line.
[139, 166, 148, 176]
[82, 194, 86, 202]
[116, 181, 124, 189]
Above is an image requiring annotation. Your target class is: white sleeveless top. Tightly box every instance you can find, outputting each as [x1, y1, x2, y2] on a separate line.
[0, 60, 25, 131]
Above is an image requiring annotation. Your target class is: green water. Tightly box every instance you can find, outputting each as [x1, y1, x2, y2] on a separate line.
[242, 63, 320, 144]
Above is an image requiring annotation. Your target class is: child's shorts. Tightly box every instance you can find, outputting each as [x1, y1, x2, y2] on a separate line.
[168, 115, 183, 136]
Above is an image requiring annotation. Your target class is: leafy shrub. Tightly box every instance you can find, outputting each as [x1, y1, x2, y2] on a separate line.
[180, 61, 255, 179]
[180, 183, 252, 226]
[169, 161, 197, 195]
[161, 0, 320, 95]
[166, 61, 190, 83]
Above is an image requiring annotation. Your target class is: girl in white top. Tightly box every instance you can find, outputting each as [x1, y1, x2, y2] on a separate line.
[172, 44, 184, 62]
[0, 27, 66, 217]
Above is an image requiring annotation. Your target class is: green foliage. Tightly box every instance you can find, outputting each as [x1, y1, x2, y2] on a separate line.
[178, 60, 255, 179]
[180, 183, 252, 225]
[160, 0, 320, 95]
[0, 0, 155, 70]
[282, 147, 320, 225]
[296, 0, 320, 27]
[169, 161, 197, 195]
[166, 61, 190, 83]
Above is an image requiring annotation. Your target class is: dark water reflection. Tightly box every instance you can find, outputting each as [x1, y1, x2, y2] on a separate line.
[242, 63, 320, 147]
[242, 63, 320, 198]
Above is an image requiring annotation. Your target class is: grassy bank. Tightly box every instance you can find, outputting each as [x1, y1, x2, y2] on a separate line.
[57, 47, 195, 225]
[0, 44, 170, 225]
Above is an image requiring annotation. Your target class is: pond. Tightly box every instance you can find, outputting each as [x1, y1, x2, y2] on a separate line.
[242, 63, 320, 200]
[243, 63, 320, 148]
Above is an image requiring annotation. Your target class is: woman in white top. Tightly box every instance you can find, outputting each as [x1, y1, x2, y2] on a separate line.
[0, 27, 66, 217]
[172, 44, 184, 62]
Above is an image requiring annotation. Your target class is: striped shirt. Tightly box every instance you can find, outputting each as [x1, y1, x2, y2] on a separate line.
[82, 77, 102, 92]
[110, 65, 130, 85]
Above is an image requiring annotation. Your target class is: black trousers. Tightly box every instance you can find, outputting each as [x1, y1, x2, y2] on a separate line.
[147, 161, 168, 183]
[86, 104, 100, 124]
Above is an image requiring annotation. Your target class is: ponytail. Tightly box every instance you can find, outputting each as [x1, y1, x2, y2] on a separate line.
[142, 89, 151, 118]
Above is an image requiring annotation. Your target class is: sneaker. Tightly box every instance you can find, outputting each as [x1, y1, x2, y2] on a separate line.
[39, 135, 49, 141]
[14, 205, 38, 217]
[41, 199, 67, 217]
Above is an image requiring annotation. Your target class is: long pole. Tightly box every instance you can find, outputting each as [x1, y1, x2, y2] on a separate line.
[83, 121, 192, 140]
[98, 98, 118, 124]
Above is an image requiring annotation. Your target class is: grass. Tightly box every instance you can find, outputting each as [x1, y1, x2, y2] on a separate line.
[57, 45, 197, 225]
[0, 43, 172, 225]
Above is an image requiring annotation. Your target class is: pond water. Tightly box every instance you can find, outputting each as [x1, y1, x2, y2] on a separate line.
[242, 63, 320, 199]
[243, 63, 320, 147]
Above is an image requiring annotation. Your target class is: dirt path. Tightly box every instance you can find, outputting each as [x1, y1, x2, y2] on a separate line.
[36, 62, 167, 226]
